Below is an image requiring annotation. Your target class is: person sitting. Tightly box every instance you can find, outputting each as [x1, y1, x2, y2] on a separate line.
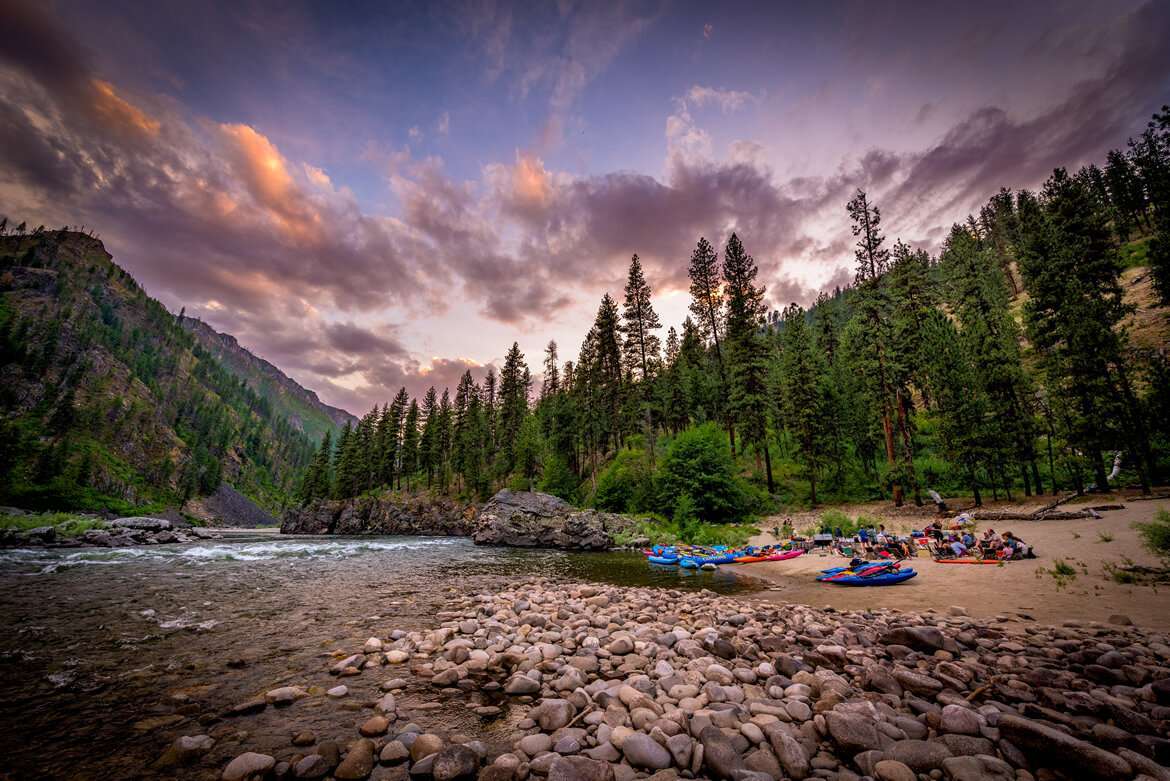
[949, 536, 969, 558]
[979, 528, 1002, 558]
[1002, 531, 1035, 559]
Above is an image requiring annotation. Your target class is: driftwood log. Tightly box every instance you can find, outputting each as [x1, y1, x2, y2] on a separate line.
[970, 492, 1116, 522]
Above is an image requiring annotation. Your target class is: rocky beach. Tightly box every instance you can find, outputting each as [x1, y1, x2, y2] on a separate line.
[151, 580, 1170, 781]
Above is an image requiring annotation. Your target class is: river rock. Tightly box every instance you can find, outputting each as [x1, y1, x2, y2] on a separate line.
[293, 754, 331, 779]
[700, 725, 745, 779]
[885, 740, 953, 773]
[222, 752, 275, 781]
[411, 733, 445, 762]
[874, 760, 916, 781]
[825, 711, 882, 754]
[432, 745, 479, 780]
[334, 740, 375, 780]
[380, 741, 410, 764]
[941, 755, 1015, 781]
[621, 733, 671, 770]
[548, 755, 616, 781]
[998, 714, 1132, 780]
[535, 699, 576, 731]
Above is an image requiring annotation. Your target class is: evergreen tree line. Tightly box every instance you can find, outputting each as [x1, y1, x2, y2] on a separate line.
[301, 108, 1170, 516]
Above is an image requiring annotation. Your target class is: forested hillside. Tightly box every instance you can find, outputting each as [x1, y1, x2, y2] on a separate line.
[301, 107, 1170, 521]
[0, 231, 318, 513]
[182, 316, 357, 446]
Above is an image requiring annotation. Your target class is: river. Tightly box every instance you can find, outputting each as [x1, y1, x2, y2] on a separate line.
[0, 532, 761, 779]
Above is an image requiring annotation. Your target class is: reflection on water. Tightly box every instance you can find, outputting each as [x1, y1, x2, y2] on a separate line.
[0, 534, 758, 594]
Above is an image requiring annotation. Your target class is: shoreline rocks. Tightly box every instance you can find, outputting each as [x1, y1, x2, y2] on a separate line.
[0, 515, 222, 549]
[214, 579, 1170, 781]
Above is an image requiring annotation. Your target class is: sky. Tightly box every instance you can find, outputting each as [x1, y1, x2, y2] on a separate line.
[2, 0, 1169, 415]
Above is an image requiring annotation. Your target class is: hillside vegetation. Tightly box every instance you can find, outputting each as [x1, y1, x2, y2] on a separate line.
[0, 232, 320, 514]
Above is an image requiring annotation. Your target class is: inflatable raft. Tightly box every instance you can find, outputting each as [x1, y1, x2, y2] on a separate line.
[826, 569, 917, 586]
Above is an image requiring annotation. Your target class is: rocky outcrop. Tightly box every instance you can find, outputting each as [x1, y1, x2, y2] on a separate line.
[471, 490, 636, 551]
[280, 493, 476, 536]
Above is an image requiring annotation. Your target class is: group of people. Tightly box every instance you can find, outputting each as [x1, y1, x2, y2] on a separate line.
[824, 519, 1036, 562]
[925, 521, 1035, 560]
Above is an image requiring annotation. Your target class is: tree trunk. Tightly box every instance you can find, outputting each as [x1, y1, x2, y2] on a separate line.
[762, 443, 774, 494]
[881, 409, 902, 506]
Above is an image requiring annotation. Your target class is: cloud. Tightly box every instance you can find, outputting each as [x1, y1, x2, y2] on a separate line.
[703, 23, 713, 40]
[436, 111, 450, 136]
[3, 0, 1168, 415]
[686, 85, 758, 113]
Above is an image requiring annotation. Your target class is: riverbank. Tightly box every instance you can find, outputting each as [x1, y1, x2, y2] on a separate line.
[738, 497, 1170, 632]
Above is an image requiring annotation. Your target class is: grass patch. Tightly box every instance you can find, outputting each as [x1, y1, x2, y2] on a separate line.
[1037, 558, 1078, 589]
[0, 511, 107, 537]
[1097, 531, 1114, 543]
[1135, 509, 1170, 563]
[613, 515, 761, 548]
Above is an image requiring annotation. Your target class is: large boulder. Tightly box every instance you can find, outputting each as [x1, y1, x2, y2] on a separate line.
[472, 490, 635, 550]
[111, 517, 173, 532]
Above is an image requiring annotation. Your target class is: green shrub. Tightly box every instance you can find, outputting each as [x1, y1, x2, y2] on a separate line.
[595, 448, 655, 513]
[656, 423, 746, 523]
[539, 452, 580, 504]
[1135, 510, 1170, 563]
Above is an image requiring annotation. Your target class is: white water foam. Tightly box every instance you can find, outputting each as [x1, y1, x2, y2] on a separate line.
[0, 536, 461, 575]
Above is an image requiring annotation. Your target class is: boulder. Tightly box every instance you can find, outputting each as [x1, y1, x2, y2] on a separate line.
[471, 490, 635, 550]
[111, 517, 173, 532]
[998, 714, 1132, 780]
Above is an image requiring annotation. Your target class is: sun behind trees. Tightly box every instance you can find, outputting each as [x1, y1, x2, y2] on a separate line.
[298, 107, 1170, 519]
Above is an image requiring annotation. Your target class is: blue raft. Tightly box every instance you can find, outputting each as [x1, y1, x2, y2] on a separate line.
[818, 567, 917, 586]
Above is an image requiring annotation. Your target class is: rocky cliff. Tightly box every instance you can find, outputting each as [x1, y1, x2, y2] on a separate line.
[280, 493, 477, 537]
[471, 490, 637, 551]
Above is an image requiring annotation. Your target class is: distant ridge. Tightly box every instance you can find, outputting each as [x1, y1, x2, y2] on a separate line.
[182, 317, 356, 445]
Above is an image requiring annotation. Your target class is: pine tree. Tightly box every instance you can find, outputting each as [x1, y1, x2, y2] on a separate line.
[921, 309, 990, 504]
[722, 233, 774, 492]
[1104, 148, 1147, 240]
[333, 421, 360, 499]
[387, 388, 409, 488]
[780, 304, 829, 503]
[541, 341, 560, 399]
[688, 237, 734, 452]
[1016, 170, 1152, 492]
[298, 430, 333, 505]
[621, 254, 663, 381]
[419, 387, 440, 487]
[1129, 107, 1170, 306]
[847, 189, 909, 506]
[940, 222, 1042, 495]
[497, 342, 530, 477]
[401, 399, 420, 489]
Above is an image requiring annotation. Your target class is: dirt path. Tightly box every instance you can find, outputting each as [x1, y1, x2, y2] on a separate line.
[738, 496, 1170, 631]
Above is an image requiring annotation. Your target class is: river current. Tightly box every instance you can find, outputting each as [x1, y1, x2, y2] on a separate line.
[0, 532, 760, 779]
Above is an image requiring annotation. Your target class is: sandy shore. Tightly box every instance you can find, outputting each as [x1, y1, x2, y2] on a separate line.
[738, 496, 1170, 631]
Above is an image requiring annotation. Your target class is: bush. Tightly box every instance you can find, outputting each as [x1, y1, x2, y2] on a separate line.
[1135, 509, 1170, 563]
[656, 423, 747, 523]
[539, 452, 579, 504]
[595, 448, 655, 513]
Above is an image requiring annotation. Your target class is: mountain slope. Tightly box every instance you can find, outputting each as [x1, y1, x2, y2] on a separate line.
[182, 317, 356, 445]
[0, 231, 317, 514]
